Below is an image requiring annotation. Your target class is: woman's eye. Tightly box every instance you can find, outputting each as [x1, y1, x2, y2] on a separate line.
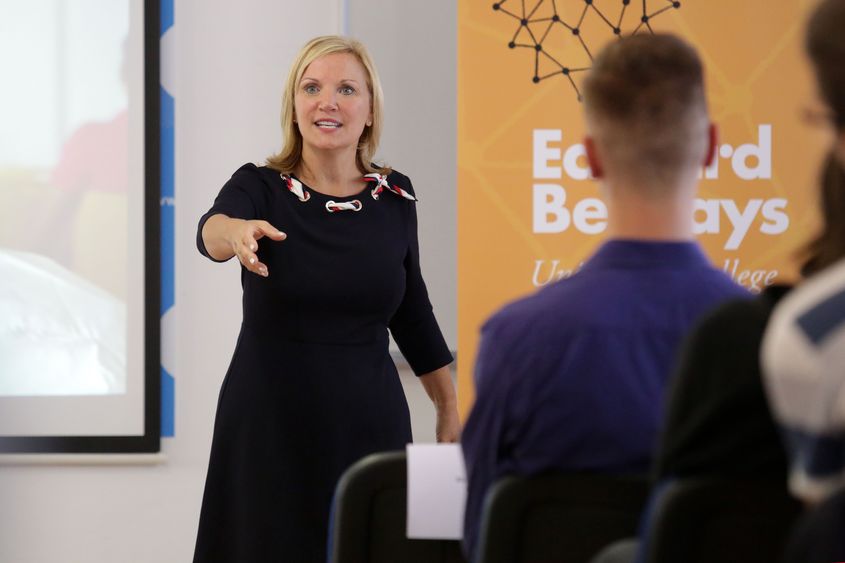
[303, 84, 319, 95]
[339, 86, 355, 95]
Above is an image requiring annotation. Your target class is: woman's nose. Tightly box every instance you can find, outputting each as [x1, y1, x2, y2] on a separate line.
[318, 92, 338, 111]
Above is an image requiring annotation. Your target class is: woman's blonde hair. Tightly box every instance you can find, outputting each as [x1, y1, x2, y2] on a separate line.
[266, 35, 389, 175]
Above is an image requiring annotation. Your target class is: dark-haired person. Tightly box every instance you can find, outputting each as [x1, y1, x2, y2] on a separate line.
[193, 36, 458, 563]
[761, 3, 845, 560]
[460, 33, 747, 561]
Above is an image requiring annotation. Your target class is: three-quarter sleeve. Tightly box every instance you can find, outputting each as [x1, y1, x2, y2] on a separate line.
[387, 175, 453, 376]
[196, 164, 264, 262]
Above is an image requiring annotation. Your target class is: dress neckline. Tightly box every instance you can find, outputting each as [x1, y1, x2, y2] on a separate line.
[287, 173, 371, 201]
[277, 170, 417, 211]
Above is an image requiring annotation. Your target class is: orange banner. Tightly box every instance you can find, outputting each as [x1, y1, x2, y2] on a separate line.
[457, 0, 828, 416]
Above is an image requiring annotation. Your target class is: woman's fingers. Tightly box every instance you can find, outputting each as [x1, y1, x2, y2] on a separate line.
[253, 259, 269, 277]
[435, 408, 461, 443]
[255, 220, 286, 241]
[228, 219, 285, 277]
[240, 252, 268, 277]
[235, 236, 267, 277]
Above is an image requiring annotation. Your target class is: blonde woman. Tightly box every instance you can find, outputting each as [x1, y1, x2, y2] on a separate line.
[193, 36, 458, 562]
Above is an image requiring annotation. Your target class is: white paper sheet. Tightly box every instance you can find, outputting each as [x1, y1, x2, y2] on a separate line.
[406, 443, 467, 540]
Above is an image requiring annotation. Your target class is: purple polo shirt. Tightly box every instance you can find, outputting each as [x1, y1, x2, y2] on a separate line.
[461, 239, 749, 559]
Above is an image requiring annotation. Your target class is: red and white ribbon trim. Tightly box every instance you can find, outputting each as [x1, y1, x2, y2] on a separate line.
[281, 173, 413, 212]
[363, 173, 417, 202]
[281, 174, 310, 202]
[325, 199, 362, 213]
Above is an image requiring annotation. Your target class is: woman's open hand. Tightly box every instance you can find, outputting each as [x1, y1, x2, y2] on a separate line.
[202, 214, 286, 276]
[227, 219, 286, 277]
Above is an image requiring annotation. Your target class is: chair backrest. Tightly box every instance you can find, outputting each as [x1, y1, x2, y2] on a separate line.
[644, 478, 801, 563]
[329, 451, 467, 563]
[477, 472, 651, 563]
[783, 487, 845, 563]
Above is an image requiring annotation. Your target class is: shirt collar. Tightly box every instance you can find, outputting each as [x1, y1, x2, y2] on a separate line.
[581, 239, 712, 272]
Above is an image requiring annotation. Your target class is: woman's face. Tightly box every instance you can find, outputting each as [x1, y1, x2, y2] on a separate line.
[294, 52, 372, 157]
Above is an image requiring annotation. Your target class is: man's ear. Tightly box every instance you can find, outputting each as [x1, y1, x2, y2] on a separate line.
[584, 136, 604, 179]
[703, 122, 718, 167]
[836, 128, 845, 167]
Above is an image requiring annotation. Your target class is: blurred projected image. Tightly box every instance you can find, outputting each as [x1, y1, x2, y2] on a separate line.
[0, 1, 131, 396]
[0, 250, 126, 395]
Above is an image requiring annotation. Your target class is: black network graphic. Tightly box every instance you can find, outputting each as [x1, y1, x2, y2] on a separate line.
[492, 0, 683, 100]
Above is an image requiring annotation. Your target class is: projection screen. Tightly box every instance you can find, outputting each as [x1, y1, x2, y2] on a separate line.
[0, 0, 160, 453]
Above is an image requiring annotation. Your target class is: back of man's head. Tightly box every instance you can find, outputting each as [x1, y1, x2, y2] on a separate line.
[583, 33, 709, 195]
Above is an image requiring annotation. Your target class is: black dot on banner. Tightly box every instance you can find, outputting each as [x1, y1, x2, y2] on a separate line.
[493, 0, 683, 97]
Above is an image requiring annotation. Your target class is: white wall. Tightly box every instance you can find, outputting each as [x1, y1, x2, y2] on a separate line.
[0, 2, 456, 559]
[0, 2, 349, 562]
[347, 0, 458, 351]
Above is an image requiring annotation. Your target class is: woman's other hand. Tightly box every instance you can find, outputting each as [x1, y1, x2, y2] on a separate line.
[419, 366, 461, 443]
[435, 403, 461, 443]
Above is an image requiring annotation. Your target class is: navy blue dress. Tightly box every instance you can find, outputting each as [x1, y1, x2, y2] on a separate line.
[193, 164, 452, 562]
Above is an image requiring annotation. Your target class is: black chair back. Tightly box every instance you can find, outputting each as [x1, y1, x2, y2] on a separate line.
[329, 451, 467, 563]
[644, 478, 801, 563]
[783, 487, 845, 563]
[477, 473, 651, 563]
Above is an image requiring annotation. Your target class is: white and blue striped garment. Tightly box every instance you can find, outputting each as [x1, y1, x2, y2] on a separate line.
[763, 257, 845, 503]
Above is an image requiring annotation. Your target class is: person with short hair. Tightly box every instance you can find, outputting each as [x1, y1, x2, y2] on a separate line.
[193, 36, 458, 562]
[461, 33, 748, 560]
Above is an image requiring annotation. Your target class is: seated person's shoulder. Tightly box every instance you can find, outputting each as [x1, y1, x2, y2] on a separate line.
[702, 286, 789, 328]
[762, 265, 845, 422]
[764, 261, 845, 375]
[770, 258, 845, 330]
[484, 283, 579, 337]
